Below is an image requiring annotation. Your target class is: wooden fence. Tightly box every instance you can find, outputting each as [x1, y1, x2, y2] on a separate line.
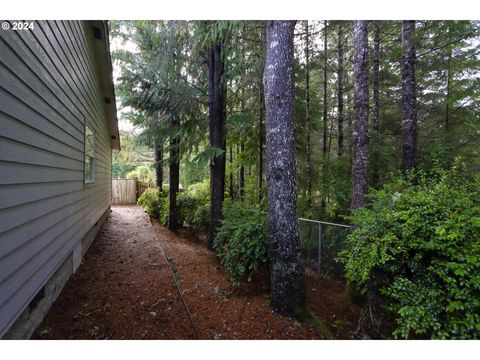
[137, 181, 150, 199]
[112, 179, 151, 205]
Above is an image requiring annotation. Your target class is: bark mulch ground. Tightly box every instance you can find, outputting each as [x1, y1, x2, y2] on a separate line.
[33, 205, 368, 340]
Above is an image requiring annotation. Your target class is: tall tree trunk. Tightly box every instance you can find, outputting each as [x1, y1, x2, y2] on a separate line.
[351, 21, 369, 211]
[323, 20, 328, 158]
[239, 142, 245, 201]
[346, 79, 354, 161]
[372, 21, 381, 186]
[168, 115, 180, 230]
[239, 91, 246, 201]
[229, 145, 234, 199]
[321, 20, 329, 211]
[337, 22, 345, 157]
[304, 20, 312, 209]
[258, 85, 265, 203]
[154, 139, 163, 191]
[401, 20, 417, 172]
[264, 20, 305, 315]
[207, 42, 227, 249]
[445, 28, 453, 133]
[258, 25, 266, 203]
[328, 106, 335, 161]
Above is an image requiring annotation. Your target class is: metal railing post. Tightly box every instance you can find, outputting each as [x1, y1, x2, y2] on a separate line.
[298, 217, 350, 275]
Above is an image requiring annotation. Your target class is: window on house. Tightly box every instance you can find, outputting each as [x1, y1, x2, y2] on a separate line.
[85, 125, 95, 183]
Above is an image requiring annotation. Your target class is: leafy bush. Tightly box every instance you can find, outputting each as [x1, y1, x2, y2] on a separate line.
[186, 179, 210, 202]
[213, 202, 268, 285]
[178, 180, 210, 229]
[177, 192, 204, 226]
[137, 182, 209, 230]
[126, 165, 155, 185]
[137, 188, 166, 218]
[158, 198, 170, 226]
[338, 166, 480, 339]
[192, 204, 210, 231]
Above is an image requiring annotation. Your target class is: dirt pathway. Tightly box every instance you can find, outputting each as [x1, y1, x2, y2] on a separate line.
[33, 205, 363, 340]
[151, 223, 320, 339]
[33, 206, 196, 339]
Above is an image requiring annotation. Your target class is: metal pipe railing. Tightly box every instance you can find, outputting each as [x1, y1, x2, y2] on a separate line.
[298, 217, 350, 273]
[298, 217, 351, 228]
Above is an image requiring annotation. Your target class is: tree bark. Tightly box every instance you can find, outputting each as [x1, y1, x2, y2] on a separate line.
[154, 139, 163, 191]
[372, 21, 381, 185]
[239, 142, 245, 201]
[351, 21, 369, 211]
[445, 27, 453, 133]
[304, 20, 312, 208]
[346, 82, 354, 160]
[323, 21, 328, 158]
[401, 20, 417, 172]
[337, 22, 345, 157]
[264, 20, 305, 315]
[320, 20, 329, 211]
[229, 145, 234, 199]
[207, 42, 226, 249]
[258, 25, 266, 203]
[258, 85, 265, 203]
[168, 114, 180, 230]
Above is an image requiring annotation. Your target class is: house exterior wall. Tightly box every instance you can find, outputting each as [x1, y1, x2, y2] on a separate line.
[0, 20, 116, 338]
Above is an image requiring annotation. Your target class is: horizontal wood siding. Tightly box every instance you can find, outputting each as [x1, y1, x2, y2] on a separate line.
[0, 21, 113, 337]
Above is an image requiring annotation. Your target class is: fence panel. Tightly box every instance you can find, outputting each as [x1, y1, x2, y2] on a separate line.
[298, 218, 351, 279]
[136, 181, 150, 199]
[112, 179, 137, 205]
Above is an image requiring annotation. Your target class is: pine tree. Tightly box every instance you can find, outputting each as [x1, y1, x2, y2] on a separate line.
[264, 20, 305, 315]
[351, 20, 369, 210]
[304, 20, 312, 207]
[207, 41, 227, 249]
[371, 20, 381, 186]
[337, 22, 345, 157]
[401, 20, 417, 171]
[154, 139, 163, 190]
[168, 114, 180, 230]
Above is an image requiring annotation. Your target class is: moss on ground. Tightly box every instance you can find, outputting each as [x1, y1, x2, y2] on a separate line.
[294, 306, 334, 339]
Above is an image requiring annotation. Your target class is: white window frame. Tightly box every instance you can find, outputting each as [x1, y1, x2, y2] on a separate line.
[84, 124, 96, 184]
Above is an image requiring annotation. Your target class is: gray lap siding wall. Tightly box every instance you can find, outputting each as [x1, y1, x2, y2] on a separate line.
[0, 20, 112, 337]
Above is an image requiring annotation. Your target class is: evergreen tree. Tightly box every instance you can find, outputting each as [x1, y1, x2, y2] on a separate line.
[207, 38, 227, 248]
[351, 20, 369, 210]
[264, 20, 305, 315]
[402, 20, 417, 171]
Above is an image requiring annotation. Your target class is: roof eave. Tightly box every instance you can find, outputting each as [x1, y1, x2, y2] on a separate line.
[88, 20, 120, 151]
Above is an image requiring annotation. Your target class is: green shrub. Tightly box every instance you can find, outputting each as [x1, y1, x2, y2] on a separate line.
[180, 180, 210, 230]
[137, 187, 170, 224]
[177, 192, 204, 226]
[137, 182, 209, 229]
[137, 188, 165, 218]
[186, 179, 210, 202]
[213, 202, 268, 285]
[126, 165, 155, 185]
[192, 204, 210, 230]
[338, 166, 480, 339]
[158, 198, 169, 226]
